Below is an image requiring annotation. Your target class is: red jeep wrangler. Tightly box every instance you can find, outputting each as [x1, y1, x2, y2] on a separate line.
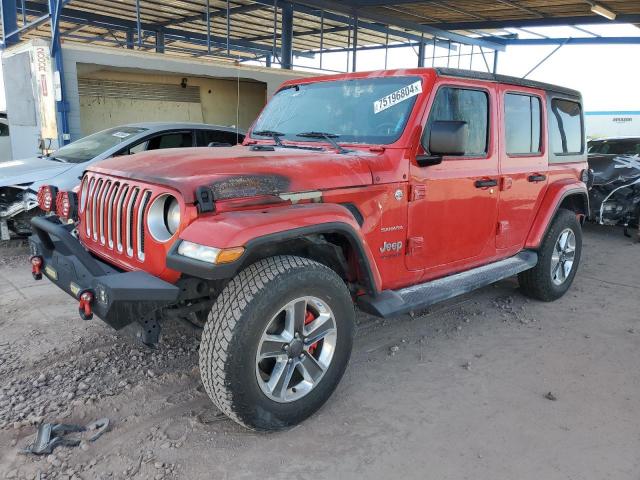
[30, 68, 589, 431]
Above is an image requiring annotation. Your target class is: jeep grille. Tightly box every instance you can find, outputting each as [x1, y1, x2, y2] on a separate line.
[80, 173, 152, 262]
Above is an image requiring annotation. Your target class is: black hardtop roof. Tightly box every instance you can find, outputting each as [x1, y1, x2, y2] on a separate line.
[435, 68, 581, 99]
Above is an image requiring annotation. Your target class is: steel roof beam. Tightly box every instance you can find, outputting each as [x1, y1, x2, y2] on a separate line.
[248, 24, 350, 42]
[304, 39, 456, 54]
[502, 36, 640, 45]
[287, 0, 506, 50]
[492, 0, 545, 18]
[424, 14, 640, 30]
[156, 3, 264, 28]
[249, 0, 503, 50]
[23, 1, 313, 58]
[2, 0, 20, 45]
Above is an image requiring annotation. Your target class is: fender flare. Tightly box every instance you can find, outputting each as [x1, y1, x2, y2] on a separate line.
[525, 180, 589, 249]
[166, 203, 382, 294]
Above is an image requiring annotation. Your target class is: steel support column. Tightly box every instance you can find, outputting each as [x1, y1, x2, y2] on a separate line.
[280, 1, 294, 69]
[48, 0, 70, 145]
[2, 0, 20, 46]
[417, 37, 425, 67]
[351, 15, 358, 72]
[126, 29, 134, 49]
[156, 28, 165, 53]
[135, 0, 142, 48]
[493, 50, 499, 73]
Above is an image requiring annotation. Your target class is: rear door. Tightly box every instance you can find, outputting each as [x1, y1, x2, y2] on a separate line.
[496, 87, 548, 251]
[406, 82, 499, 274]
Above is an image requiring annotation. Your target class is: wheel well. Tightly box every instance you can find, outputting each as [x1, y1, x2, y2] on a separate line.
[558, 192, 589, 222]
[238, 232, 365, 294]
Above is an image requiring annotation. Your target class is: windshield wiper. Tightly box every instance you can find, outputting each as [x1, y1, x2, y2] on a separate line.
[251, 130, 324, 152]
[252, 130, 285, 147]
[297, 132, 349, 154]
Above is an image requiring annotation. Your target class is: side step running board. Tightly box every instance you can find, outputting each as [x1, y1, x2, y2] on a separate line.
[357, 251, 538, 318]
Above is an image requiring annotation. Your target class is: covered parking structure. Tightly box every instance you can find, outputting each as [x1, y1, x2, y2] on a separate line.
[1, 0, 640, 151]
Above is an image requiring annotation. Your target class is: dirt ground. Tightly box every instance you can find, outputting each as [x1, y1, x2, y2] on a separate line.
[0, 223, 639, 480]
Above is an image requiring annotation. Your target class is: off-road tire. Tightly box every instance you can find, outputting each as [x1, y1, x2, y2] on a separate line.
[518, 208, 582, 301]
[199, 255, 355, 431]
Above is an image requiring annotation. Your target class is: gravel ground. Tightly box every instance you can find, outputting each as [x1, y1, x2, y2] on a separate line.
[0, 224, 639, 480]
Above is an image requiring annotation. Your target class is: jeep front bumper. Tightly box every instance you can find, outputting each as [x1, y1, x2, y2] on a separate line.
[29, 216, 180, 336]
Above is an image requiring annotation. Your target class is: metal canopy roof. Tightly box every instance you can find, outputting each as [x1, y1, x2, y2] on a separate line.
[2, 0, 640, 67]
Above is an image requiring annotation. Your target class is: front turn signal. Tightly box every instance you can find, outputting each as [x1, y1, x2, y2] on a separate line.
[216, 247, 245, 264]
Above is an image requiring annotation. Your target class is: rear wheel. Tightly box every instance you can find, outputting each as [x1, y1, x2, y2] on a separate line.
[199, 255, 354, 431]
[519, 208, 582, 301]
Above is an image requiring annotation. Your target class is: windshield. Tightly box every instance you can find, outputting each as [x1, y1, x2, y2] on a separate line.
[588, 139, 640, 155]
[252, 76, 423, 145]
[51, 126, 148, 163]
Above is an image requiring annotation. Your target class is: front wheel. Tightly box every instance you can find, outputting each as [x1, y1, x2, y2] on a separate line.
[519, 208, 582, 301]
[199, 256, 355, 431]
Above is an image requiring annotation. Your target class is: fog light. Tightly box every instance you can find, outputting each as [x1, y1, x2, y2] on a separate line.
[37, 185, 58, 213]
[55, 191, 79, 221]
[95, 284, 108, 305]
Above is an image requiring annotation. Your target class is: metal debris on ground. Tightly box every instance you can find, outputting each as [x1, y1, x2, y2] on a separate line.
[21, 418, 110, 455]
[544, 392, 558, 401]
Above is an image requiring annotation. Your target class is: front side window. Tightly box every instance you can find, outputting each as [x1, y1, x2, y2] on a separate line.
[505, 93, 541, 155]
[252, 77, 423, 145]
[550, 99, 583, 155]
[425, 87, 489, 156]
[147, 132, 194, 150]
[196, 129, 243, 146]
[52, 126, 148, 163]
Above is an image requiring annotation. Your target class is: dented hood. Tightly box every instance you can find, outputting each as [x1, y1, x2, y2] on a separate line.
[588, 154, 640, 186]
[90, 145, 373, 202]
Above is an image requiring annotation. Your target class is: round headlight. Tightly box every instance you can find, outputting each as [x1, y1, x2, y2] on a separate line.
[147, 194, 180, 242]
[166, 197, 181, 234]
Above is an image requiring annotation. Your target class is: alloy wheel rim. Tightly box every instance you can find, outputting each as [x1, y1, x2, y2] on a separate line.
[550, 228, 576, 286]
[255, 296, 337, 403]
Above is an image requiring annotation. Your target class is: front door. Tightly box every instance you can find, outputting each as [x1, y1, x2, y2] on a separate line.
[406, 84, 500, 275]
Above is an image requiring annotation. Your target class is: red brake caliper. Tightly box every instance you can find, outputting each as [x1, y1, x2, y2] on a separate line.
[304, 310, 319, 355]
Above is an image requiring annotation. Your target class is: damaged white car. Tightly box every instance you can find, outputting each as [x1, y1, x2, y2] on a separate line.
[0, 122, 245, 240]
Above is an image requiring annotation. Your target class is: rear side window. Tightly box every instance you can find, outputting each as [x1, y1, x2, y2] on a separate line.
[505, 93, 541, 155]
[550, 99, 583, 155]
[426, 87, 488, 156]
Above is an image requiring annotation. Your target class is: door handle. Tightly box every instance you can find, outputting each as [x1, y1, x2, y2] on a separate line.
[528, 174, 547, 183]
[474, 179, 498, 188]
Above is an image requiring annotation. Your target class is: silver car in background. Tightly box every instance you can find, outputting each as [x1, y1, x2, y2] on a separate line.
[0, 122, 245, 239]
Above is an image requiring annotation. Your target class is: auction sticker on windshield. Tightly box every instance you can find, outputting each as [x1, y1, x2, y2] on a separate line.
[112, 132, 132, 139]
[374, 81, 422, 114]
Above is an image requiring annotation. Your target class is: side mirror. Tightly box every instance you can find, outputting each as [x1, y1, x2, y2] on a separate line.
[417, 120, 469, 167]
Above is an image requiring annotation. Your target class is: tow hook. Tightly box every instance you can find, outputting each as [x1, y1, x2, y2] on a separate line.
[78, 290, 94, 320]
[30, 256, 43, 280]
